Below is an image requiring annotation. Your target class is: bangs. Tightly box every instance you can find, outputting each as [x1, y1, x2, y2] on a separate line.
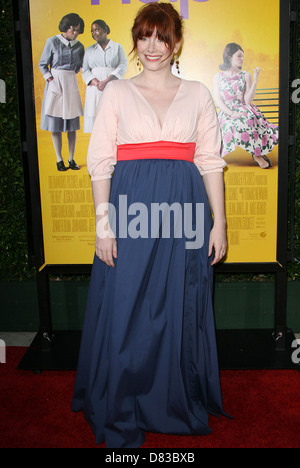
[131, 3, 182, 55]
[134, 17, 173, 48]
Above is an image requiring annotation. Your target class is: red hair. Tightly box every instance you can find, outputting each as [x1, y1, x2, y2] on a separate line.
[131, 2, 183, 56]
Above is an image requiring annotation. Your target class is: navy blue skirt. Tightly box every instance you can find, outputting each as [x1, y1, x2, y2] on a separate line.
[72, 159, 225, 448]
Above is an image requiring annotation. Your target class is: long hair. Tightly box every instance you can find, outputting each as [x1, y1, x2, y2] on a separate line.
[219, 43, 244, 71]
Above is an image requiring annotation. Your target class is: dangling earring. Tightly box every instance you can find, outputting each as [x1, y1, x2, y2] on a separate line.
[137, 56, 142, 72]
[174, 54, 180, 75]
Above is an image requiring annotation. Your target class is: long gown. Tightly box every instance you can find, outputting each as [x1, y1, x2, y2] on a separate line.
[72, 78, 228, 448]
[216, 71, 278, 158]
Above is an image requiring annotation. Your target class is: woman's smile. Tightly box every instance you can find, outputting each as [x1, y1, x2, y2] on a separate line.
[144, 55, 162, 62]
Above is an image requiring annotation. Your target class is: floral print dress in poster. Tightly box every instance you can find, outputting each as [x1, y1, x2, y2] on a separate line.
[216, 71, 278, 158]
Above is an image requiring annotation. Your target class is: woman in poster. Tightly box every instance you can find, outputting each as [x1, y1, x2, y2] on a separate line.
[82, 20, 128, 133]
[214, 42, 278, 169]
[39, 13, 85, 171]
[72, 2, 229, 448]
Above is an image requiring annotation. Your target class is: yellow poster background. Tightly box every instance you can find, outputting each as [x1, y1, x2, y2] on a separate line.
[28, 0, 280, 265]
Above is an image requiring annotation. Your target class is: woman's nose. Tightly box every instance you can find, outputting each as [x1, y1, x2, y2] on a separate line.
[147, 38, 157, 52]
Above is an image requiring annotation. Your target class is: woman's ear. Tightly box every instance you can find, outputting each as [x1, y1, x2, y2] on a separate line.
[173, 41, 182, 56]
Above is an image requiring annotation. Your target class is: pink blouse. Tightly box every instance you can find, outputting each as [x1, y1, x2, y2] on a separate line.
[87, 79, 226, 181]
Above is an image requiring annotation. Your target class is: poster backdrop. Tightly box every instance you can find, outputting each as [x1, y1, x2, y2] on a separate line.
[28, 0, 280, 265]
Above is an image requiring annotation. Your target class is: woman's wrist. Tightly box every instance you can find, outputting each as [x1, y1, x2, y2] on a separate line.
[213, 217, 227, 227]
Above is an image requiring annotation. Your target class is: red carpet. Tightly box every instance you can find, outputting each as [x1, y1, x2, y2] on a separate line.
[0, 347, 299, 448]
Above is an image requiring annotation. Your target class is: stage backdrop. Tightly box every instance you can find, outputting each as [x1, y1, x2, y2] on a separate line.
[28, 0, 280, 265]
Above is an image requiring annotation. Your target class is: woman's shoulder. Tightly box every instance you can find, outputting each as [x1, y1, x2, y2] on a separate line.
[102, 78, 129, 96]
[109, 78, 130, 89]
[45, 35, 59, 45]
[181, 79, 213, 97]
[84, 43, 96, 53]
[76, 39, 85, 48]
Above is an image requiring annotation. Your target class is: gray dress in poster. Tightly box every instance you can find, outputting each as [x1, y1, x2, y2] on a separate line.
[39, 13, 85, 171]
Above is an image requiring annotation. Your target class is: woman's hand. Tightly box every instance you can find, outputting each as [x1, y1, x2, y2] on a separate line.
[253, 67, 261, 82]
[95, 233, 117, 267]
[90, 78, 100, 87]
[96, 79, 109, 91]
[208, 222, 227, 266]
[90, 78, 108, 92]
[47, 77, 54, 82]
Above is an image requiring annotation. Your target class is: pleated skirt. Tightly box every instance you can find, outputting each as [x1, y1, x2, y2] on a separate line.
[72, 158, 225, 448]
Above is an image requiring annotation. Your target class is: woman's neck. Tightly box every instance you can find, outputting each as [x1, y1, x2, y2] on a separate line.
[98, 39, 110, 50]
[225, 67, 242, 76]
[134, 68, 180, 90]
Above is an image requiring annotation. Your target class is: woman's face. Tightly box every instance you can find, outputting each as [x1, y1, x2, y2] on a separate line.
[230, 49, 244, 70]
[91, 24, 107, 43]
[137, 29, 179, 72]
[64, 24, 81, 41]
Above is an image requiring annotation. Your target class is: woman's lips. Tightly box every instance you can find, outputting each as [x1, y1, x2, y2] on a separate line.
[145, 55, 161, 62]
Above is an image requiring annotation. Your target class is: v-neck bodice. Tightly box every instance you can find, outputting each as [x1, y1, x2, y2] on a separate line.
[87, 78, 226, 180]
[128, 79, 183, 131]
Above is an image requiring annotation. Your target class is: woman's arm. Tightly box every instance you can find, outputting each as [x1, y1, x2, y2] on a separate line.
[82, 48, 95, 85]
[92, 178, 117, 267]
[111, 44, 128, 79]
[38, 37, 53, 81]
[195, 84, 227, 265]
[213, 74, 234, 116]
[244, 68, 260, 105]
[202, 172, 227, 265]
[87, 82, 118, 266]
[96, 45, 128, 91]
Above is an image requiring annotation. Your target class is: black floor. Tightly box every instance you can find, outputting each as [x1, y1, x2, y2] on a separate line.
[17, 329, 299, 372]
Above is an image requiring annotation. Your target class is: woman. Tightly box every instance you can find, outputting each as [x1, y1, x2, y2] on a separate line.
[39, 13, 85, 171]
[72, 2, 228, 448]
[82, 20, 128, 133]
[214, 43, 278, 168]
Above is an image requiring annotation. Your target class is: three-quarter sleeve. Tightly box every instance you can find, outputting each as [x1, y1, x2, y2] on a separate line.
[87, 82, 118, 181]
[194, 85, 227, 176]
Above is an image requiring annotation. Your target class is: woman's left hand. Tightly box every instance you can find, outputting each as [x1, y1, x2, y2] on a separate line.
[208, 222, 227, 266]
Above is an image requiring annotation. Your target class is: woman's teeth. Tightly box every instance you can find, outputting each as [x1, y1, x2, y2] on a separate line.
[146, 56, 161, 61]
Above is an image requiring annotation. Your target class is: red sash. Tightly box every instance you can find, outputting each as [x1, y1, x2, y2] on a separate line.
[117, 141, 195, 163]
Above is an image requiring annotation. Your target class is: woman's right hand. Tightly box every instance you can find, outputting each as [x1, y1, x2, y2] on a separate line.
[95, 234, 118, 267]
[90, 78, 100, 87]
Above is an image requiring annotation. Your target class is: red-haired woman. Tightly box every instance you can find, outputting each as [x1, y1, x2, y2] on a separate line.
[72, 2, 229, 448]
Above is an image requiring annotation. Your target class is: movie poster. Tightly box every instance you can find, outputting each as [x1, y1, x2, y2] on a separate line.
[28, 0, 280, 265]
